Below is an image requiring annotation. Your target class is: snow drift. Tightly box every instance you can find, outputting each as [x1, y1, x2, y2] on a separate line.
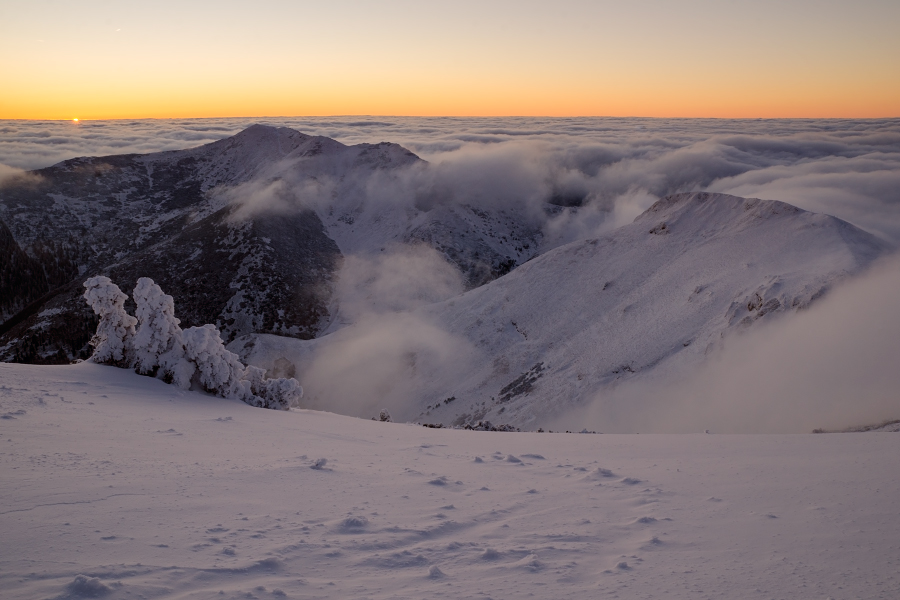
[1, 360, 898, 599]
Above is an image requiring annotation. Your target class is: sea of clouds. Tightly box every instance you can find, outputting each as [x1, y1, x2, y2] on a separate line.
[2, 117, 899, 432]
[2, 116, 900, 243]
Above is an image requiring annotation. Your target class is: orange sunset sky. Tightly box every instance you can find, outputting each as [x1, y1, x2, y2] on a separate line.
[2, 0, 899, 120]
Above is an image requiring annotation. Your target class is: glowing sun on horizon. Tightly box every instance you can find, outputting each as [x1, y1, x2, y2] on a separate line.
[73, 118, 79, 122]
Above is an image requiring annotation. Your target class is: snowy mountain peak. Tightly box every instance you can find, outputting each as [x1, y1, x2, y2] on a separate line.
[226, 123, 308, 144]
[636, 191, 803, 231]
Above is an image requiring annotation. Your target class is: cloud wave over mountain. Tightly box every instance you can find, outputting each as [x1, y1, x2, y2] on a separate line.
[3, 117, 900, 243]
[3, 118, 899, 432]
[550, 254, 900, 433]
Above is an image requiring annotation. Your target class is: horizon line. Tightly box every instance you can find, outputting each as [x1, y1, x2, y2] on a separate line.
[4, 114, 900, 122]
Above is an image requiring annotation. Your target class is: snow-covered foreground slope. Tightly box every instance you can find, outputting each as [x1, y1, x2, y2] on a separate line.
[2, 362, 898, 599]
[236, 192, 889, 427]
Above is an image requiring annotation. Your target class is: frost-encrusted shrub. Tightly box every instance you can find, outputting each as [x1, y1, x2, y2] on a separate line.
[83, 276, 137, 366]
[261, 377, 303, 410]
[83, 276, 303, 410]
[243, 365, 303, 410]
[180, 324, 304, 409]
[182, 324, 251, 399]
[132, 277, 194, 388]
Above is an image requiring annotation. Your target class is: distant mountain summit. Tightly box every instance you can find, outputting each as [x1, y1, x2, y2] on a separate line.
[0, 125, 540, 363]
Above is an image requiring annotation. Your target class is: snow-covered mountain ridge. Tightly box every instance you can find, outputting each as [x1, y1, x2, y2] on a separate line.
[0, 125, 538, 363]
[2, 125, 893, 429]
[234, 192, 890, 427]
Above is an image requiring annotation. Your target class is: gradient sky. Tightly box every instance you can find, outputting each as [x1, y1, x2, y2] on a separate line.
[2, 0, 899, 119]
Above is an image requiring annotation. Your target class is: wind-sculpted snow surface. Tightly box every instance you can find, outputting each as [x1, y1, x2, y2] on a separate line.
[0, 362, 898, 599]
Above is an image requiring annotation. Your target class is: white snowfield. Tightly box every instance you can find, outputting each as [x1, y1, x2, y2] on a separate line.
[1, 362, 898, 600]
[235, 192, 890, 427]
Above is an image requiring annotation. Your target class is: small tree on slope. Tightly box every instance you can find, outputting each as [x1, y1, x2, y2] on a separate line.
[132, 277, 194, 389]
[83, 276, 137, 366]
[181, 324, 251, 400]
[242, 365, 303, 410]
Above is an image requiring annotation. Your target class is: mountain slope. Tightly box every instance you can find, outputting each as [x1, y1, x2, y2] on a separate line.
[0, 126, 345, 362]
[0, 125, 539, 363]
[234, 193, 890, 426]
[2, 362, 898, 599]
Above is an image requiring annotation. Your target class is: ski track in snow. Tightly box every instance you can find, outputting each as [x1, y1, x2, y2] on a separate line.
[1, 362, 899, 599]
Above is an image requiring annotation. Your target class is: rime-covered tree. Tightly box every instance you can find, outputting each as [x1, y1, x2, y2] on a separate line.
[83, 276, 137, 366]
[132, 277, 193, 388]
[243, 365, 303, 410]
[182, 324, 252, 399]
[83, 276, 303, 410]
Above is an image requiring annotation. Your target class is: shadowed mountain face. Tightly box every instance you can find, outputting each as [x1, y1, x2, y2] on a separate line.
[0, 126, 359, 362]
[0, 125, 541, 364]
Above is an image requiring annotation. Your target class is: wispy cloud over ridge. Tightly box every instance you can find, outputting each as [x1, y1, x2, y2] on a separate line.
[551, 254, 900, 434]
[2, 117, 899, 242]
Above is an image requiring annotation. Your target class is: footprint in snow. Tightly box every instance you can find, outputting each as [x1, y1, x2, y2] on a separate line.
[621, 477, 642, 485]
[65, 575, 112, 598]
[365, 551, 427, 568]
[581, 467, 615, 480]
[514, 554, 543, 572]
[338, 516, 369, 531]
